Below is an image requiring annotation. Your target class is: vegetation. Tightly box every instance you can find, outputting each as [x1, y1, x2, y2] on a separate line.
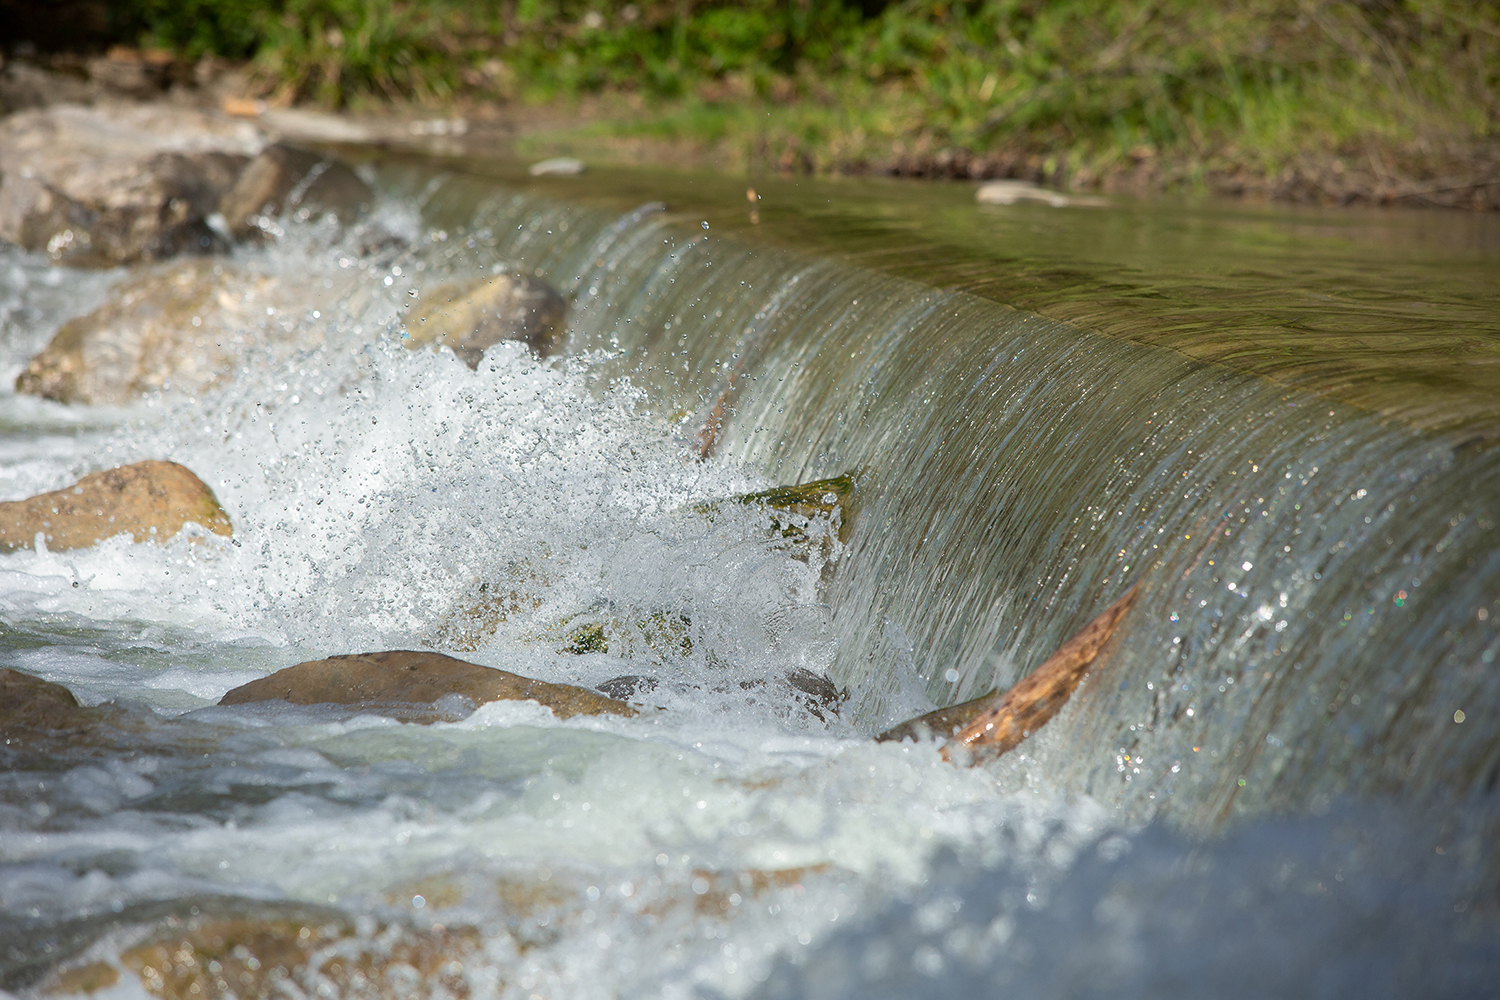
[82, 2, 1500, 198]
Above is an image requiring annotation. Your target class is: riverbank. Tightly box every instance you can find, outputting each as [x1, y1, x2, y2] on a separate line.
[3, 0, 1499, 210]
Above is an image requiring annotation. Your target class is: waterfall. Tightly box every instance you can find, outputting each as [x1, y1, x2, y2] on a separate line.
[393, 164, 1499, 831]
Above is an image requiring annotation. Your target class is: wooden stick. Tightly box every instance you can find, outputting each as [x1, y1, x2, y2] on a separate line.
[937, 581, 1139, 764]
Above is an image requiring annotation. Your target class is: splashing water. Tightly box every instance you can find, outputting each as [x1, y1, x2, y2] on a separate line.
[1, 165, 1496, 997]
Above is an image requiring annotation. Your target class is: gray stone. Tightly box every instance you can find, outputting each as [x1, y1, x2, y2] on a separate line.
[0, 103, 265, 266]
[216, 142, 373, 238]
[15, 258, 354, 404]
[404, 274, 569, 365]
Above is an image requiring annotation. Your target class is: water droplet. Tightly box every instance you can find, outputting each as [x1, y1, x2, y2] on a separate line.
[701, 221, 710, 229]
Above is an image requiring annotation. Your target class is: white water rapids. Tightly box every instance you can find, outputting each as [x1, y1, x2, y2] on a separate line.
[0, 176, 1495, 998]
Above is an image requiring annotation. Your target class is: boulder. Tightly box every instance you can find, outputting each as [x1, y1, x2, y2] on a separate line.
[219, 650, 636, 721]
[0, 460, 233, 553]
[15, 258, 345, 405]
[0, 104, 265, 266]
[0, 668, 99, 738]
[403, 275, 569, 366]
[216, 142, 373, 238]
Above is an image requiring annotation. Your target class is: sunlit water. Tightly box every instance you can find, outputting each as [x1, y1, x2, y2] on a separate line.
[1, 162, 1497, 998]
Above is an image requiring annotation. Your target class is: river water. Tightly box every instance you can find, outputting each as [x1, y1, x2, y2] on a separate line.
[1, 157, 1497, 998]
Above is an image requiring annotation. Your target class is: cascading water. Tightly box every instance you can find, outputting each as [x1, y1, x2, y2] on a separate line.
[1, 157, 1496, 999]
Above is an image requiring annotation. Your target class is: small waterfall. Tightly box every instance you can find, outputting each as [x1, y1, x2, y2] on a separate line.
[392, 164, 1499, 831]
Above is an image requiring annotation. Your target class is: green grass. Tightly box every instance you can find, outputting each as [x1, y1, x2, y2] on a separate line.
[108, 1, 1500, 191]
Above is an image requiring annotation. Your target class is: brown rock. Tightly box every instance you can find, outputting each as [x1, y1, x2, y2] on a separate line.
[403, 275, 569, 366]
[0, 668, 99, 737]
[0, 460, 233, 553]
[938, 582, 1139, 763]
[15, 258, 348, 404]
[216, 142, 373, 238]
[219, 650, 636, 721]
[0, 104, 263, 266]
[37, 906, 480, 1000]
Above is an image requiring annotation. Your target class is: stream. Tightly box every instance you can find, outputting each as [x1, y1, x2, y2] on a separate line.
[1, 154, 1497, 998]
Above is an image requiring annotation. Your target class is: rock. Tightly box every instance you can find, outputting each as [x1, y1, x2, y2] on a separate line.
[694, 472, 860, 550]
[216, 142, 373, 238]
[597, 674, 659, 702]
[528, 156, 585, 176]
[15, 258, 346, 405]
[0, 60, 93, 113]
[0, 668, 99, 738]
[219, 650, 637, 721]
[403, 275, 569, 365]
[975, 179, 1108, 209]
[0, 460, 233, 553]
[930, 582, 1139, 763]
[0, 104, 265, 266]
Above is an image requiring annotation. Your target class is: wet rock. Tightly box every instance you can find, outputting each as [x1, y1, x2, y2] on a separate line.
[219, 650, 637, 721]
[0, 460, 232, 554]
[403, 274, 569, 365]
[216, 142, 373, 238]
[0, 104, 264, 266]
[15, 258, 346, 405]
[597, 674, 659, 702]
[0, 668, 100, 738]
[784, 667, 849, 721]
[876, 583, 1139, 761]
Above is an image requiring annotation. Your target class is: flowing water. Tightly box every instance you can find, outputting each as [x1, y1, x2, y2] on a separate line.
[1, 157, 1497, 998]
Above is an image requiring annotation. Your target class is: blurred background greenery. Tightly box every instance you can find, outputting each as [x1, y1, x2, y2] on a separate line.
[4, 1, 1497, 192]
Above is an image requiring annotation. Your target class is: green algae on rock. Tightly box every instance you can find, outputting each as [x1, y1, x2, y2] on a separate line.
[0, 460, 233, 553]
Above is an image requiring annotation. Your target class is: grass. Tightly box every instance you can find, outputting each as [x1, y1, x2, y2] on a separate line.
[99, 1, 1500, 199]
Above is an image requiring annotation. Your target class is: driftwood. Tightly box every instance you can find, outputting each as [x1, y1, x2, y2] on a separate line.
[876, 582, 1139, 764]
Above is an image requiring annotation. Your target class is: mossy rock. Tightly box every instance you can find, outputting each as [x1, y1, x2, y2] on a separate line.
[695, 472, 860, 548]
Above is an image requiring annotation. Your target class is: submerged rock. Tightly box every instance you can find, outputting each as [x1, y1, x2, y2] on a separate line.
[30, 902, 479, 1000]
[218, 650, 636, 721]
[0, 104, 264, 266]
[15, 258, 348, 404]
[0, 460, 232, 553]
[216, 142, 373, 238]
[974, 180, 1108, 209]
[873, 688, 999, 744]
[403, 274, 569, 366]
